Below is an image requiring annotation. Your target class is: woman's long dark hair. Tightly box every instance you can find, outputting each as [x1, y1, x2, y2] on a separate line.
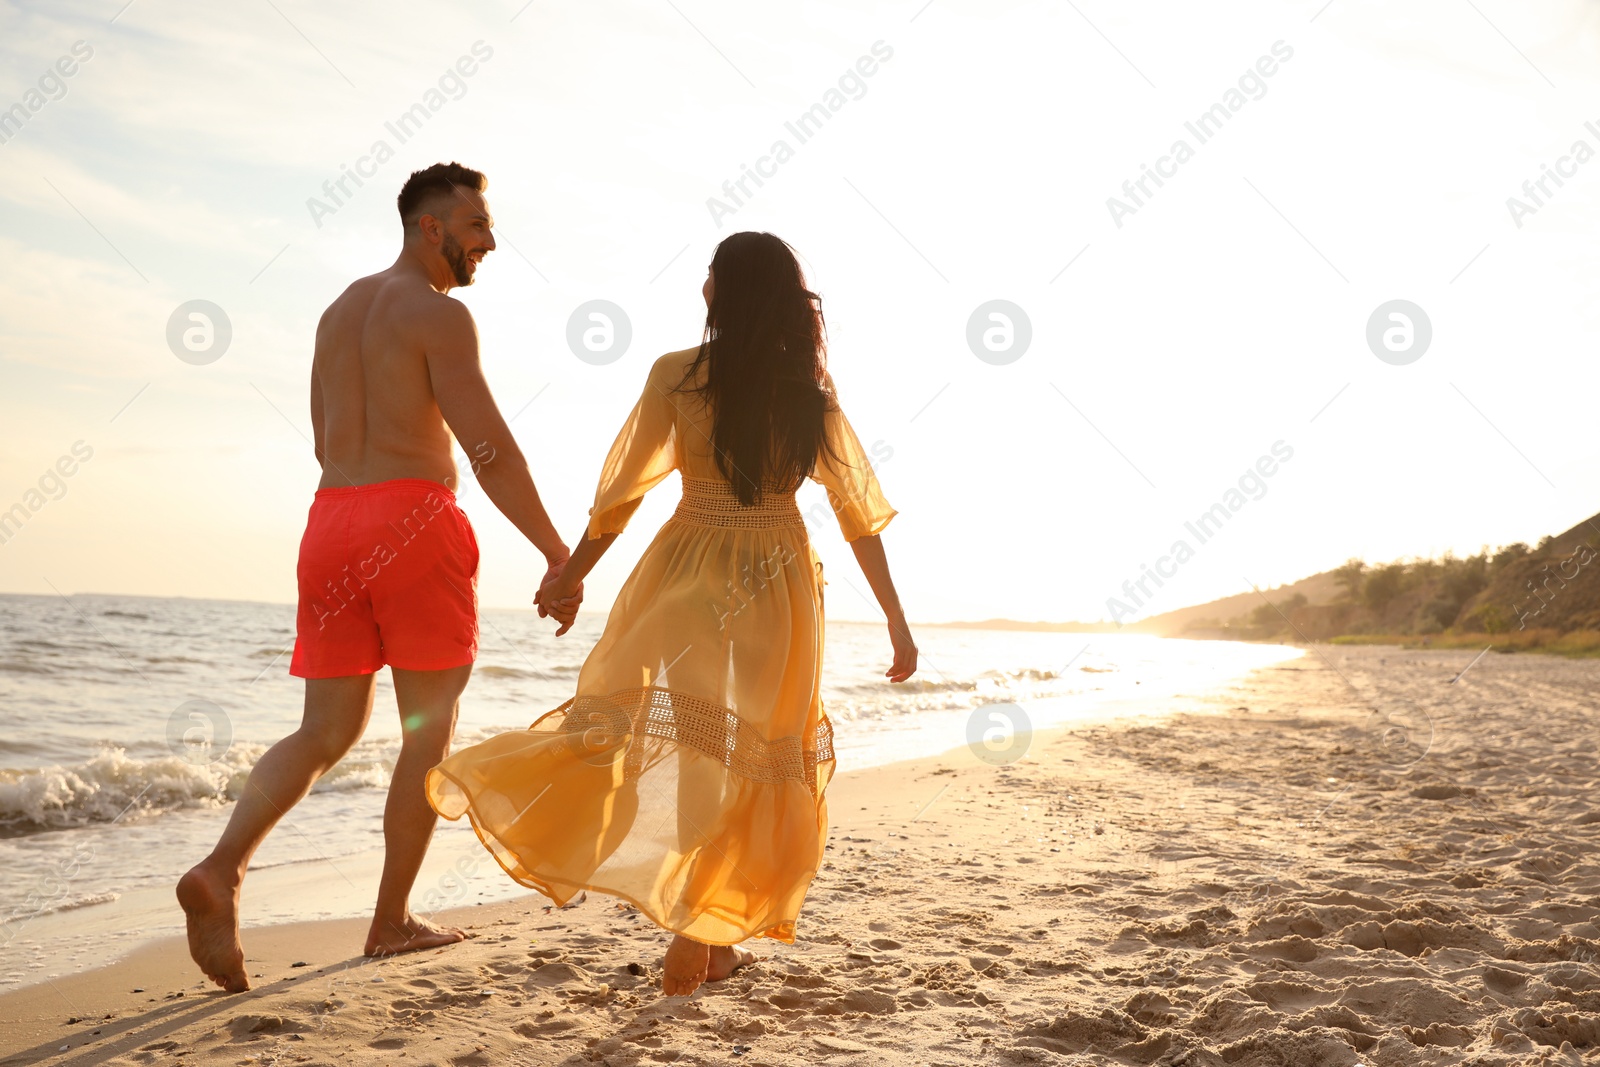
[681, 232, 838, 506]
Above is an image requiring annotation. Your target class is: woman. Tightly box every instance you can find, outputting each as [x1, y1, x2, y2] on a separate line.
[426, 231, 917, 996]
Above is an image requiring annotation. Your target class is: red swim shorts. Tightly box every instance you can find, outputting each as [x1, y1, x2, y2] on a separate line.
[289, 479, 480, 679]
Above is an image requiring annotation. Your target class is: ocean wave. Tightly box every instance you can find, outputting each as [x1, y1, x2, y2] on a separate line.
[984, 667, 1062, 683]
[0, 738, 65, 758]
[101, 610, 149, 620]
[833, 677, 981, 697]
[11, 639, 74, 651]
[0, 659, 53, 675]
[1, 890, 121, 927]
[475, 664, 577, 680]
[822, 665, 1108, 723]
[0, 738, 414, 837]
[0, 748, 256, 837]
[831, 667, 1068, 698]
[313, 759, 390, 793]
[827, 690, 1017, 722]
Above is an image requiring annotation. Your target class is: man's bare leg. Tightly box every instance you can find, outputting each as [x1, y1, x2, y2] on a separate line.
[178, 675, 377, 992]
[364, 663, 473, 956]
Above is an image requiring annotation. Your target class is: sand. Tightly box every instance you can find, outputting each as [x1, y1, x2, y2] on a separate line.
[1, 643, 1597, 1066]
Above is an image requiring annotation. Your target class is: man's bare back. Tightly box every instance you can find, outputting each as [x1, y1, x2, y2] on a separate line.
[313, 272, 466, 490]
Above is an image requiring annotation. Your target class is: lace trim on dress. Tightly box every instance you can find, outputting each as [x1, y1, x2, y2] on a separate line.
[549, 686, 834, 795]
[672, 478, 804, 529]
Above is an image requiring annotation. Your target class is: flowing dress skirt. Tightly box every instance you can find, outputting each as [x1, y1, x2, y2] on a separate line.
[427, 479, 834, 945]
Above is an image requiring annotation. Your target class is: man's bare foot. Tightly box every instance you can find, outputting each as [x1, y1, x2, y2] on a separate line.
[662, 935, 755, 996]
[364, 913, 468, 957]
[176, 864, 249, 993]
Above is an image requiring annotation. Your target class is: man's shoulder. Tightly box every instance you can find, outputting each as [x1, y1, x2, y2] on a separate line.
[415, 288, 472, 325]
[333, 271, 461, 313]
[380, 278, 471, 338]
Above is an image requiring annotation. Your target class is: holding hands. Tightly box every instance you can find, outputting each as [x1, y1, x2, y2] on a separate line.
[536, 556, 584, 636]
[535, 531, 619, 637]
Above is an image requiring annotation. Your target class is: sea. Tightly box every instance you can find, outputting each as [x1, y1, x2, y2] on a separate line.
[0, 592, 1301, 989]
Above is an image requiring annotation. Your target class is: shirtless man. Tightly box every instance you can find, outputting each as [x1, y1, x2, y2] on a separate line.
[178, 162, 577, 993]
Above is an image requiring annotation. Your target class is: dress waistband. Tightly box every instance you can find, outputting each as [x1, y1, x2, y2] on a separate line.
[673, 478, 802, 529]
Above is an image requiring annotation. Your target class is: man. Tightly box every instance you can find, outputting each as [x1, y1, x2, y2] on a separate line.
[178, 162, 578, 993]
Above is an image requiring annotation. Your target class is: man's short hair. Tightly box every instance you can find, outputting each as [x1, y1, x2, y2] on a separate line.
[397, 162, 487, 230]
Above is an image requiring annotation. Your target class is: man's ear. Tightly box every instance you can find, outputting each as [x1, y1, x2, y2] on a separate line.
[418, 213, 443, 244]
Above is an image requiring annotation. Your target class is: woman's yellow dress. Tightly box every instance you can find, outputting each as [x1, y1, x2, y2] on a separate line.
[426, 348, 895, 946]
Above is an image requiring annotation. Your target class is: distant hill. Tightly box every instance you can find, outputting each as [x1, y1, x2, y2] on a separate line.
[1132, 509, 1600, 643]
[1124, 569, 1346, 639]
[938, 510, 1600, 646]
[1456, 513, 1600, 633]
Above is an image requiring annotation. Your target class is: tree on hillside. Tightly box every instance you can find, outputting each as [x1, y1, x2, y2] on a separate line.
[1440, 552, 1488, 605]
[1251, 592, 1308, 632]
[1493, 543, 1530, 570]
[1333, 558, 1366, 601]
[1364, 563, 1406, 611]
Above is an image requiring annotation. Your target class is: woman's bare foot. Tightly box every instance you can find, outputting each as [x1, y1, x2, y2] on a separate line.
[176, 864, 249, 993]
[364, 913, 468, 957]
[662, 935, 708, 996]
[707, 943, 756, 981]
[662, 936, 755, 996]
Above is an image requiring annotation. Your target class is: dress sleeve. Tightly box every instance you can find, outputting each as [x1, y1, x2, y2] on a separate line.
[586, 358, 681, 539]
[811, 376, 896, 542]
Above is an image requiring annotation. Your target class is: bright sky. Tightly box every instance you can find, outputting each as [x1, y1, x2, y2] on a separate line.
[0, 0, 1596, 624]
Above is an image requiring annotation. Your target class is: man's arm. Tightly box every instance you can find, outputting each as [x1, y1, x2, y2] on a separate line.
[422, 298, 568, 564]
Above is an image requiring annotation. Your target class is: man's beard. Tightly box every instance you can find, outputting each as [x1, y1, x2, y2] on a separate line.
[442, 233, 474, 287]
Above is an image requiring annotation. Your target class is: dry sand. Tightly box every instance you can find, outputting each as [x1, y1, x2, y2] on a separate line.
[2, 644, 1597, 1066]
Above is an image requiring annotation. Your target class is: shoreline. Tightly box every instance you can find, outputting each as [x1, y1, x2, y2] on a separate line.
[5, 644, 1596, 1065]
[0, 678, 1232, 1004]
[0, 717, 1089, 1061]
[930, 617, 1600, 659]
[0, 637, 1300, 998]
[0, 655, 1304, 1063]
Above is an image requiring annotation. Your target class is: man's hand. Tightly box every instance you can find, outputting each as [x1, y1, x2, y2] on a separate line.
[536, 557, 584, 636]
[539, 555, 569, 593]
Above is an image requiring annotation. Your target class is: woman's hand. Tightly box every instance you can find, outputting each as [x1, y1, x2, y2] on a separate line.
[847, 534, 915, 682]
[886, 618, 917, 683]
[536, 557, 584, 636]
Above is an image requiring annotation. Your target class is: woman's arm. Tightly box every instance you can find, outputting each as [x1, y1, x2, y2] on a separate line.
[536, 358, 681, 633]
[848, 533, 917, 683]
